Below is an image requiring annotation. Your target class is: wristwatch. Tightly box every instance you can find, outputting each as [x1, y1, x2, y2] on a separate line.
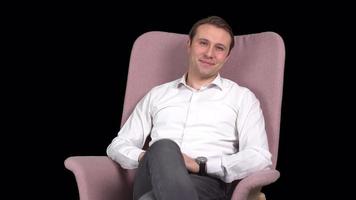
[195, 156, 207, 176]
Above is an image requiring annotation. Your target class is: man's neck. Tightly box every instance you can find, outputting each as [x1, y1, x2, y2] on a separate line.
[186, 73, 217, 90]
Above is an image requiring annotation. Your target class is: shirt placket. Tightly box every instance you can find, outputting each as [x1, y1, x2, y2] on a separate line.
[181, 90, 198, 150]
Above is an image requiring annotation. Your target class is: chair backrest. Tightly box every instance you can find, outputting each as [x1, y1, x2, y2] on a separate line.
[121, 31, 285, 169]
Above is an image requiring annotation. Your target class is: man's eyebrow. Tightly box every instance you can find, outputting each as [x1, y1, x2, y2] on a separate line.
[196, 38, 227, 48]
[196, 38, 208, 41]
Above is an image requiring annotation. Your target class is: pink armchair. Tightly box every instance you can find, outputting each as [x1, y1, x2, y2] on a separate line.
[65, 31, 285, 200]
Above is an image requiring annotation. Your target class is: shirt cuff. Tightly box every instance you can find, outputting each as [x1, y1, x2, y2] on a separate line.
[128, 148, 146, 164]
[206, 156, 224, 178]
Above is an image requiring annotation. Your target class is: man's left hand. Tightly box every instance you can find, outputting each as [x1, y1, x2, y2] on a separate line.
[182, 153, 199, 173]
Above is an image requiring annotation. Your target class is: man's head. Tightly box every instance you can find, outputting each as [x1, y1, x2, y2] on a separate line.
[189, 16, 234, 54]
[187, 16, 234, 81]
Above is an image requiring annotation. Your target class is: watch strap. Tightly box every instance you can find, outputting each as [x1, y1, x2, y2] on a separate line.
[198, 162, 206, 176]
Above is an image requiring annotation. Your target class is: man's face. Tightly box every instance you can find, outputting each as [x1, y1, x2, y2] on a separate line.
[187, 24, 231, 79]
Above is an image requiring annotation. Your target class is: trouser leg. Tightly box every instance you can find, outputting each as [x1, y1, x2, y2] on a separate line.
[133, 147, 152, 200]
[189, 174, 229, 200]
[133, 139, 199, 200]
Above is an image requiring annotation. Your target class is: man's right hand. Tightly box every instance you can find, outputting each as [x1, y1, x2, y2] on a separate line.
[138, 152, 145, 162]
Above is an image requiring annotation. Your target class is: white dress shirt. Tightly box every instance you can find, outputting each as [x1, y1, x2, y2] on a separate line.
[107, 74, 272, 183]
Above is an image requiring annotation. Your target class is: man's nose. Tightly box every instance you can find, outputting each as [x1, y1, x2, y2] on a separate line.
[205, 46, 214, 58]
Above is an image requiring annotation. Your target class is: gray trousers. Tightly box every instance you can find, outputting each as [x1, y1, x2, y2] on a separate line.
[133, 139, 229, 200]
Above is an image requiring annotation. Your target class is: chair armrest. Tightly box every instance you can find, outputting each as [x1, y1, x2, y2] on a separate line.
[231, 169, 280, 200]
[64, 156, 136, 200]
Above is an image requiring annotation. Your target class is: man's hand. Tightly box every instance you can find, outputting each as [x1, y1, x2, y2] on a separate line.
[138, 152, 145, 162]
[182, 153, 199, 173]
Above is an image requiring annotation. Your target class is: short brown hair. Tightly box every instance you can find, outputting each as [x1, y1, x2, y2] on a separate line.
[189, 16, 235, 53]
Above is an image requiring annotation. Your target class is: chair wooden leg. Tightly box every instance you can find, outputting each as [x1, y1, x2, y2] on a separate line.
[247, 191, 266, 200]
[257, 192, 266, 200]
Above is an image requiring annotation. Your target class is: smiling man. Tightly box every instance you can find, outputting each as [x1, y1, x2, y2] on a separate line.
[107, 16, 272, 200]
[187, 23, 231, 90]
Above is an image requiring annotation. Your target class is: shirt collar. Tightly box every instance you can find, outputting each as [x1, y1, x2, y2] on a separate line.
[177, 73, 223, 91]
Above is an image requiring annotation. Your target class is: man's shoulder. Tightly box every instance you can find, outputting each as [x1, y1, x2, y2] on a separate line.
[221, 77, 248, 92]
[221, 77, 257, 99]
[148, 78, 179, 94]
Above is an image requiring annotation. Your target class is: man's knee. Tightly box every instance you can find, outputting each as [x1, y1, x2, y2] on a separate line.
[149, 139, 180, 154]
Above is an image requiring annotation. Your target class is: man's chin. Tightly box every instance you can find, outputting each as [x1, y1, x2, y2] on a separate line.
[198, 71, 217, 79]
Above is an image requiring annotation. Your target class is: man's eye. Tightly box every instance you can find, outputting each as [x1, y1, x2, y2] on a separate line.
[216, 46, 225, 51]
[200, 41, 208, 46]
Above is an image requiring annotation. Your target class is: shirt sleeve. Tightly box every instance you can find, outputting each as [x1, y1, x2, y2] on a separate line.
[106, 91, 153, 169]
[206, 90, 272, 183]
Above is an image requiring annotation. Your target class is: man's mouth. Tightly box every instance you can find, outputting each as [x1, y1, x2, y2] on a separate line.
[199, 59, 214, 66]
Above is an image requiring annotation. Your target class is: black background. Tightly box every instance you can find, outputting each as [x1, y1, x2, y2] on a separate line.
[7, 2, 353, 200]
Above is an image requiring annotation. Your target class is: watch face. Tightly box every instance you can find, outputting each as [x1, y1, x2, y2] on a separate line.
[196, 156, 207, 163]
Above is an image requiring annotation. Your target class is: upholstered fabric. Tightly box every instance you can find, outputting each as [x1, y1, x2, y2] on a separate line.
[65, 31, 285, 200]
[65, 156, 136, 200]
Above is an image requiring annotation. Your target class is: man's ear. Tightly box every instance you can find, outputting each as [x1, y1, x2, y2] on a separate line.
[187, 39, 191, 53]
[226, 53, 231, 60]
[224, 52, 231, 63]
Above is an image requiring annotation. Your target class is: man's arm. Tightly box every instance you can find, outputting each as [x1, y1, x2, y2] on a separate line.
[207, 90, 272, 183]
[107, 91, 153, 169]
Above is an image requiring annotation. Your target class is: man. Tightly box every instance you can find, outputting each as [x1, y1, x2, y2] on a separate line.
[107, 16, 272, 200]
